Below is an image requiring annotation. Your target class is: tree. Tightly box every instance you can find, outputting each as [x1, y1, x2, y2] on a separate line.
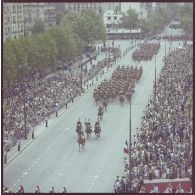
[179, 3, 193, 33]
[3, 39, 17, 84]
[56, 12, 64, 25]
[31, 19, 45, 35]
[121, 8, 139, 29]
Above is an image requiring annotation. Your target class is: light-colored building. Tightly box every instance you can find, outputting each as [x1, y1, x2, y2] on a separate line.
[64, 3, 103, 14]
[3, 3, 24, 41]
[103, 10, 123, 28]
[102, 2, 121, 13]
[23, 3, 56, 35]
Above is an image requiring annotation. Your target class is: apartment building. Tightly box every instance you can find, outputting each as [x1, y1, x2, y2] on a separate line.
[64, 2, 103, 14]
[23, 3, 56, 35]
[3, 3, 24, 41]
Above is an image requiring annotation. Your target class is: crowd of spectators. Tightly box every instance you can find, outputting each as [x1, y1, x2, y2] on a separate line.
[132, 42, 160, 61]
[3, 71, 81, 144]
[115, 44, 192, 193]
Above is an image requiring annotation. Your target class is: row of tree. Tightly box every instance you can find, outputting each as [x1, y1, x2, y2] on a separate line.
[178, 3, 193, 33]
[120, 3, 180, 34]
[3, 10, 106, 92]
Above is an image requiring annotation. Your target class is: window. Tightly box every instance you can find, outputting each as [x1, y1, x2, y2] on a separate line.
[107, 17, 111, 20]
[114, 17, 117, 20]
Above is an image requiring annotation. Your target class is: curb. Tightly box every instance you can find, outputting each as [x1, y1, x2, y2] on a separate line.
[4, 138, 34, 167]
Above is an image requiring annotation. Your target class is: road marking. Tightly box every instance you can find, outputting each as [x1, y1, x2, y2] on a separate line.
[13, 184, 16, 186]
[58, 173, 64, 176]
[23, 172, 28, 175]
[17, 179, 20, 182]
[65, 128, 69, 130]
[32, 164, 34, 167]
[28, 167, 31, 170]
[93, 175, 99, 178]
[34, 161, 37, 164]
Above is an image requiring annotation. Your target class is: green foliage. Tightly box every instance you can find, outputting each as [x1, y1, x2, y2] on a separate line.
[31, 19, 45, 35]
[56, 12, 64, 25]
[3, 39, 17, 83]
[3, 10, 106, 85]
[121, 8, 139, 29]
[179, 3, 193, 33]
[140, 3, 181, 33]
[60, 10, 106, 45]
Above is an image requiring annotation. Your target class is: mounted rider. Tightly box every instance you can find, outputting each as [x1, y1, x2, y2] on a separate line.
[85, 119, 92, 135]
[94, 119, 101, 134]
[76, 118, 83, 135]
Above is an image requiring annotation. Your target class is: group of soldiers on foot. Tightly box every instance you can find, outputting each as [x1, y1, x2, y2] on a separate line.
[132, 42, 160, 61]
[93, 65, 143, 106]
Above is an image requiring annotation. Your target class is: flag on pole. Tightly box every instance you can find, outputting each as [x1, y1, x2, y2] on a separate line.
[123, 140, 128, 154]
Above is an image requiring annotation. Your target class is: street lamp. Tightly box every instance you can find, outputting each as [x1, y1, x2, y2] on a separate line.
[129, 93, 132, 192]
[21, 85, 27, 140]
[165, 35, 167, 68]
[154, 53, 157, 102]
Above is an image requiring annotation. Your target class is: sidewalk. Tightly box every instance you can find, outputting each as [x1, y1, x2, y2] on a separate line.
[3, 42, 133, 168]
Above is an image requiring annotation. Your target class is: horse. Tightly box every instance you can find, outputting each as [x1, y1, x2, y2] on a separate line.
[85, 122, 92, 139]
[98, 107, 103, 121]
[94, 124, 101, 139]
[77, 134, 85, 152]
[119, 95, 125, 106]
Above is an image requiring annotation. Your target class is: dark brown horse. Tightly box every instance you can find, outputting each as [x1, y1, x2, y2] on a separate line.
[94, 124, 101, 139]
[77, 134, 85, 152]
[85, 122, 92, 139]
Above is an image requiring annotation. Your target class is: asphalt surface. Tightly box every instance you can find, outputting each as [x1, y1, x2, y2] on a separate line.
[3, 26, 186, 193]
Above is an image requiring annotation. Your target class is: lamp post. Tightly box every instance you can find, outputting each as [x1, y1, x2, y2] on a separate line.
[154, 53, 157, 102]
[80, 59, 83, 92]
[21, 85, 27, 140]
[129, 94, 132, 192]
[165, 35, 167, 68]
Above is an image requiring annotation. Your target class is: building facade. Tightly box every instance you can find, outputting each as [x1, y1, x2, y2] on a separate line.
[3, 3, 24, 41]
[23, 3, 56, 35]
[64, 3, 103, 14]
[103, 10, 123, 28]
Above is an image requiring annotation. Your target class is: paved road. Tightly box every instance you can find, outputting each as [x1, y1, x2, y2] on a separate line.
[3, 31, 184, 193]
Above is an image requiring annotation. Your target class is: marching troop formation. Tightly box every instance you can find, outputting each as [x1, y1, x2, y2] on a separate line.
[132, 42, 160, 61]
[161, 34, 192, 41]
[93, 65, 143, 106]
[82, 47, 121, 84]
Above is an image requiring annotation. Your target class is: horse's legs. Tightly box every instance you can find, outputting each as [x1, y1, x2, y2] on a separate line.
[79, 143, 80, 152]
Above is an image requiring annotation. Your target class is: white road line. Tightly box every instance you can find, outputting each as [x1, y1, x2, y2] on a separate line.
[17, 179, 20, 182]
[23, 172, 28, 175]
[13, 184, 16, 186]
